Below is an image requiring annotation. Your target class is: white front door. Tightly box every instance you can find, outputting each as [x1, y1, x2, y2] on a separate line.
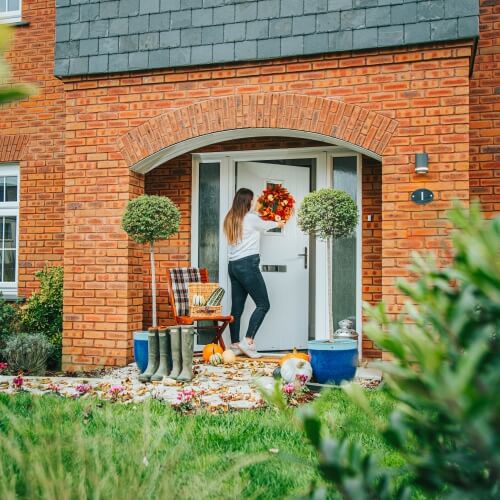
[236, 161, 310, 350]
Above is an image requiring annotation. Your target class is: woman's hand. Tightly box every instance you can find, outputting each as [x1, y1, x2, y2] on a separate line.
[276, 220, 285, 229]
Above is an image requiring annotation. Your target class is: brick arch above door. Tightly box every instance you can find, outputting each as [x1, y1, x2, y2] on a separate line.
[117, 93, 398, 174]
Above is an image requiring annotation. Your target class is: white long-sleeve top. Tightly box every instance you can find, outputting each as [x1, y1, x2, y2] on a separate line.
[228, 212, 278, 261]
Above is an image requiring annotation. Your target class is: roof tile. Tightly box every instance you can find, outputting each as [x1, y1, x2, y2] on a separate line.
[55, 0, 479, 76]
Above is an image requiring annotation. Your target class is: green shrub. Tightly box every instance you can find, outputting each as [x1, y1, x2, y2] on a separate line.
[19, 265, 63, 369]
[297, 188, 359, 240]
[0, 293, 19, 356]
[121, 194, 181, 245]
[3, 332, 52, 375]
[279, 204, 499, 499]
[363, 204, 500, 498]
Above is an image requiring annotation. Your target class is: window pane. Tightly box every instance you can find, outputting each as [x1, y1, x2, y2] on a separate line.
[198, 162, 220, 282]
[0, 177, 4, 202]
[8, 0, 20, 11]
[332, 156, 358, 330]
[3, 250, 16, 282]
[5, 176, 17, 202]
[4, 216, 16, 248]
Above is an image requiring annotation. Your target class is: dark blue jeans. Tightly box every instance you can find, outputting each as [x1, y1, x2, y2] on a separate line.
[228, 254, 270, 343]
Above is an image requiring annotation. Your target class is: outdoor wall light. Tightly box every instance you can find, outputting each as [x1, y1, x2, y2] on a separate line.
[415, 152, 429, 174]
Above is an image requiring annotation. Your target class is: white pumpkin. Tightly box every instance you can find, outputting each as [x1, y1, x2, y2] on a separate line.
[222, 349, 236, 364]
[281, 358, 313, 384]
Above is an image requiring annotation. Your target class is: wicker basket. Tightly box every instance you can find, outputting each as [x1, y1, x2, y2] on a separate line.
[188, 282, 223, 316]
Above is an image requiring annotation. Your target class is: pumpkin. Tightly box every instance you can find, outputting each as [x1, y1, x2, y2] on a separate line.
[209, 353, 224, 366]
[202, 343, 223, 362]
[222, 349, 236, 364]
[281, 358, 313, 384]
[279, 348, 310, 366]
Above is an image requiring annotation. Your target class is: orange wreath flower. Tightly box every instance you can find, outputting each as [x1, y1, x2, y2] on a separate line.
[257, 185, 295, 222]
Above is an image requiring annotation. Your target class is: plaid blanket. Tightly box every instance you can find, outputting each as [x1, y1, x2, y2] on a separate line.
[169, 268, 201, 316]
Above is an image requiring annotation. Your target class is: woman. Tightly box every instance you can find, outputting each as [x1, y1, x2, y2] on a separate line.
[223, 188, 285, 358]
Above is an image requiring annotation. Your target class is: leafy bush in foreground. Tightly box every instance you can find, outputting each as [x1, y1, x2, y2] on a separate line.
[0, 25, 36, 105]
[298, 205, 500, 499]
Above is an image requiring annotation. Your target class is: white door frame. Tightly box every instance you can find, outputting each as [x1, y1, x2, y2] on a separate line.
[191, 146, 363, 358]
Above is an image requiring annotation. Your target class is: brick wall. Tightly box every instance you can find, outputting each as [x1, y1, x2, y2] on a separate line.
[0, 0, 65, 296]
[61, 39, 473, 369]
[470, 0, 500, 217]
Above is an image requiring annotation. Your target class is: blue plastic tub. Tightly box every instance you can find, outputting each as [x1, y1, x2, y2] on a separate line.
[308, 339, 358, 385]
[133, 331, 149, 373]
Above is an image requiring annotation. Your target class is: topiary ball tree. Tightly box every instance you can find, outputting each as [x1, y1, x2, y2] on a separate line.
[298, 189, 359, 341]
[122, 195, 180, 328]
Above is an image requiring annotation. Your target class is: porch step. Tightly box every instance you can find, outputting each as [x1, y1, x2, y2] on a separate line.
[234, 354, 282, 363]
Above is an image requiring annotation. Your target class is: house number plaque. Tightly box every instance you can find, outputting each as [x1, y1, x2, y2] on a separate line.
[411, 189, 434, 205]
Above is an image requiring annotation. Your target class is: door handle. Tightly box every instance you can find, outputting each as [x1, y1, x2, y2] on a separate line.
[297, 247, 308, 269]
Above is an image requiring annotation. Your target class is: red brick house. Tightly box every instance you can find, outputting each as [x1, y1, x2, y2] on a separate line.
[0, 0, 497, 371]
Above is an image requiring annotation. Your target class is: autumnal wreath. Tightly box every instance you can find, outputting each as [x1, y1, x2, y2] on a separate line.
[257, 184, 295, 222]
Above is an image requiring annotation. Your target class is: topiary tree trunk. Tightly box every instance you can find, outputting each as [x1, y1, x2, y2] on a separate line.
[149, 242, 157, 327]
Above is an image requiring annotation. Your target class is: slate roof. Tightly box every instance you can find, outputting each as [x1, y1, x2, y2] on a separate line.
[54, 0, 480, 77]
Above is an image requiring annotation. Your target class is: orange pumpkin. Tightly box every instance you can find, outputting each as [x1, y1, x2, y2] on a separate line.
[279, 347, 310, 366]
[202, 343, 223, 362]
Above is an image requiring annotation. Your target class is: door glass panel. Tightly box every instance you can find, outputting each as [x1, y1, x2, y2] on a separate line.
[332, 156, 357, 330]
[264, 181, 283, 233]
[198, 162, 220, 281]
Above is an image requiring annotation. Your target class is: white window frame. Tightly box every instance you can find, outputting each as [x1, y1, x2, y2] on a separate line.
[0, 163, 20, 297]
[0, 0, 22, 24]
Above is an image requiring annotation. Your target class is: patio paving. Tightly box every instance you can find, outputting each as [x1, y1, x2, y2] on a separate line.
[0, 360, 382, 411]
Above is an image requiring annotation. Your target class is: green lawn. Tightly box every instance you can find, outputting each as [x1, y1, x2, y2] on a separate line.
[0, 389, 410, 499]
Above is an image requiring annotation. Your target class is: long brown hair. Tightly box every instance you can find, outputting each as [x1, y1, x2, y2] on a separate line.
[223, 188, 253, 245]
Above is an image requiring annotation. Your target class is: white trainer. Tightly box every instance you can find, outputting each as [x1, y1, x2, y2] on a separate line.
[238, 338, 262, 359]
[230, 343, 242, 356]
